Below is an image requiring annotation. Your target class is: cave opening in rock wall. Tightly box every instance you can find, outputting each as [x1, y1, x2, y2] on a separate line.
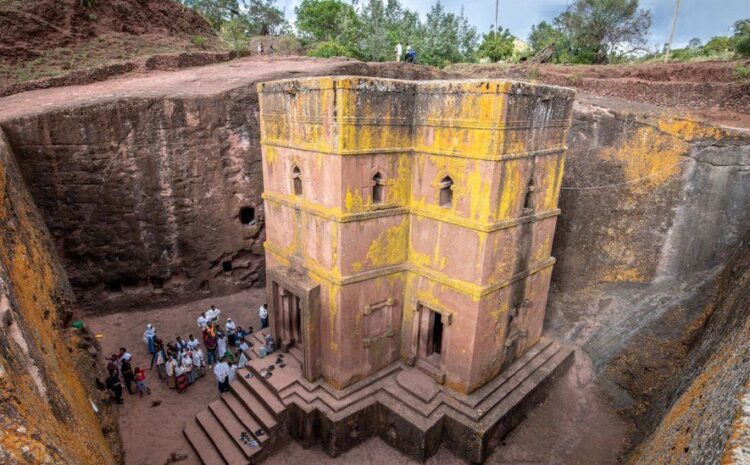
[222, 260, 233, 272]
[106, 279, 123, 293]
[239, 206, 255, 224]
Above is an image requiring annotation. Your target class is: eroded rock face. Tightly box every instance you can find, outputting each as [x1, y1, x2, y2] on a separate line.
[4, 91, 267, 312]
[628, 231, 750, 465]
[0, 132, 118, 465]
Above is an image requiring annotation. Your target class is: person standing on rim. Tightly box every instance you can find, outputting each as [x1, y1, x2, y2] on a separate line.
[395, 42, 403, 62]
[259, 303, 269, 329]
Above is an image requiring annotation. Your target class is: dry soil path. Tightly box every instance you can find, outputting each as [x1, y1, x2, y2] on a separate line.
[0, 56, 357, 122]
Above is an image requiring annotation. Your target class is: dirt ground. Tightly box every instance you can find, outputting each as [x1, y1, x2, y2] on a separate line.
[87, 290, 628, 465]
[446, 60, 750, 129]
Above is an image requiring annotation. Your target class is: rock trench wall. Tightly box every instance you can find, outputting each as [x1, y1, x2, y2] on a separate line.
[3, 90, 268, 313]
[0, 132, 118, 465]
[547, 97, 750, 459]
[1, 69, 750, 464]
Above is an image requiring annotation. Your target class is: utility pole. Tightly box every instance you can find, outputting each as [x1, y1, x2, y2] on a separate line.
[664, 0, 681, 63]
[494, 0, 499, 38]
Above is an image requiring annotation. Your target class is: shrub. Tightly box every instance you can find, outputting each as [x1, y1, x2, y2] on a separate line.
[192, 35, 207, 48]
[733, 64, 750, 80]
[307, 41, 356, 58]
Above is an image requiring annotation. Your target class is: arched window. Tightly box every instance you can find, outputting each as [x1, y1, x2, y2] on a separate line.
[439, 176, 453, 208]
[523, 178, 535, 211]
[292, 166, 302, 196]
[372, 172, 384, 204]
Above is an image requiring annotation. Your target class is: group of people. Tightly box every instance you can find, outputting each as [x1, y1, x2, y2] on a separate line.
[105, 347, 150, 405]
[394, 43, 417, 63]
[104, 302, 277, 404]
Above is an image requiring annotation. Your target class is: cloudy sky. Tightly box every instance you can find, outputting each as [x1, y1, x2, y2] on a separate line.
[281, 0, 750, 49]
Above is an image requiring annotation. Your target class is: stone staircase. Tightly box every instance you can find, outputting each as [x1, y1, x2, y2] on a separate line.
[185, 332, 574, 464]
[184, 332, 287, 465]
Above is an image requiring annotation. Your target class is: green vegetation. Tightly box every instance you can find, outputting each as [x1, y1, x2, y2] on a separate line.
[527, 0, 651, 64]
[178, 0, 288, 49]
[175, 0, 749, 67]
[637, 18, 750, 63]
[477, 28, 515, 63]
[734, 64, 750, 80]
[192, 35, 207, 48]
[307, 41, 356, 58]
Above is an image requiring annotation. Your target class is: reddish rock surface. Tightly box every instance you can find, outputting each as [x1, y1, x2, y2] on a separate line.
[0, 0, 215, 64]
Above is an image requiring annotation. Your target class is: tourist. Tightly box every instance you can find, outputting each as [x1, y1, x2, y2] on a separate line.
[223, 346, 236, 365]
[165, 355, 178, 389]
[106, 370, 123, 405]
[395, 42, 403, 62]
[228, 363, 238, 382]
[238, 341, 249, 368]
[259, 303, 269, 329]
[134, 367, 151, 397]
[204, 329, 218, 367]
[192, 347, 205, 378]
[154, 347, 167, 380]
[265, 334, 275, 354]
[236, 325, 252, 343]
[206, 304, 221, 323]
[175, 360, 188, 393]
[143, 324, 156, 355]
[151, 338, 166, 369]
[187, 334, 200, 351]
[175, 336, 188, 353]
[214, 357, 231, 394]
[257, 41, 264, 55]
[405, 44, 416, 63]
[182, 351, 195, 384]
[197, 312, 208, 330]
[216, 330, 227, 359]
[120, 355, 135, 395]
[117, 347, 132, 372]
[106, 354, 120, 377]
[166, 341, 178, 359]
[226, 318, 237, 346]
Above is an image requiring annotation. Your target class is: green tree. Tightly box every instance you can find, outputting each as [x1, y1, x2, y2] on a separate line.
[294, 0, 359, 42]
[528, 21, 562, 53]
[687, 37, 702, 49]
[359, 0, 388, 61]
[417, 1, 478, 67]
[704, 36, 731, 53]
[245, 0, 288, 35]
[732, 18, 750, 57]
[179, 0, 287, 36]
[477, 27, 515, 62]
[530, 0, 651, 64]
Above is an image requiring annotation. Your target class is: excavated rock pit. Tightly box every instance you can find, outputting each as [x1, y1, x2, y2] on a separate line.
[1, 56, 749, 465]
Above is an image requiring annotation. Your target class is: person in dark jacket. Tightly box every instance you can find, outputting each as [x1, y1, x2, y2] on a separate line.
[106, 370, 123, 405]
[120, 357, 135, 394]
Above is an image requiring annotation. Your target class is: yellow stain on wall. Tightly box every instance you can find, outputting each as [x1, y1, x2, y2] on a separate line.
[601, 125, 688, 194]
[365, 219, 409, 267]
[657, 116, 723, 142]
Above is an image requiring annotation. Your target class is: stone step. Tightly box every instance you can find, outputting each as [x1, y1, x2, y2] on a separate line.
[209, 400, 264, 460]
[238, 368, 286, 416]
[184, 420, 227, 465]
[223, 393, 271, 445]
[196, 410, 247, 465]
[287, 346, 303, 365]
[230, 374, 278, 431]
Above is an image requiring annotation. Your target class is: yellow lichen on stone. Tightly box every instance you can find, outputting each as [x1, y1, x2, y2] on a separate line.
[601, 126, 688, 194]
